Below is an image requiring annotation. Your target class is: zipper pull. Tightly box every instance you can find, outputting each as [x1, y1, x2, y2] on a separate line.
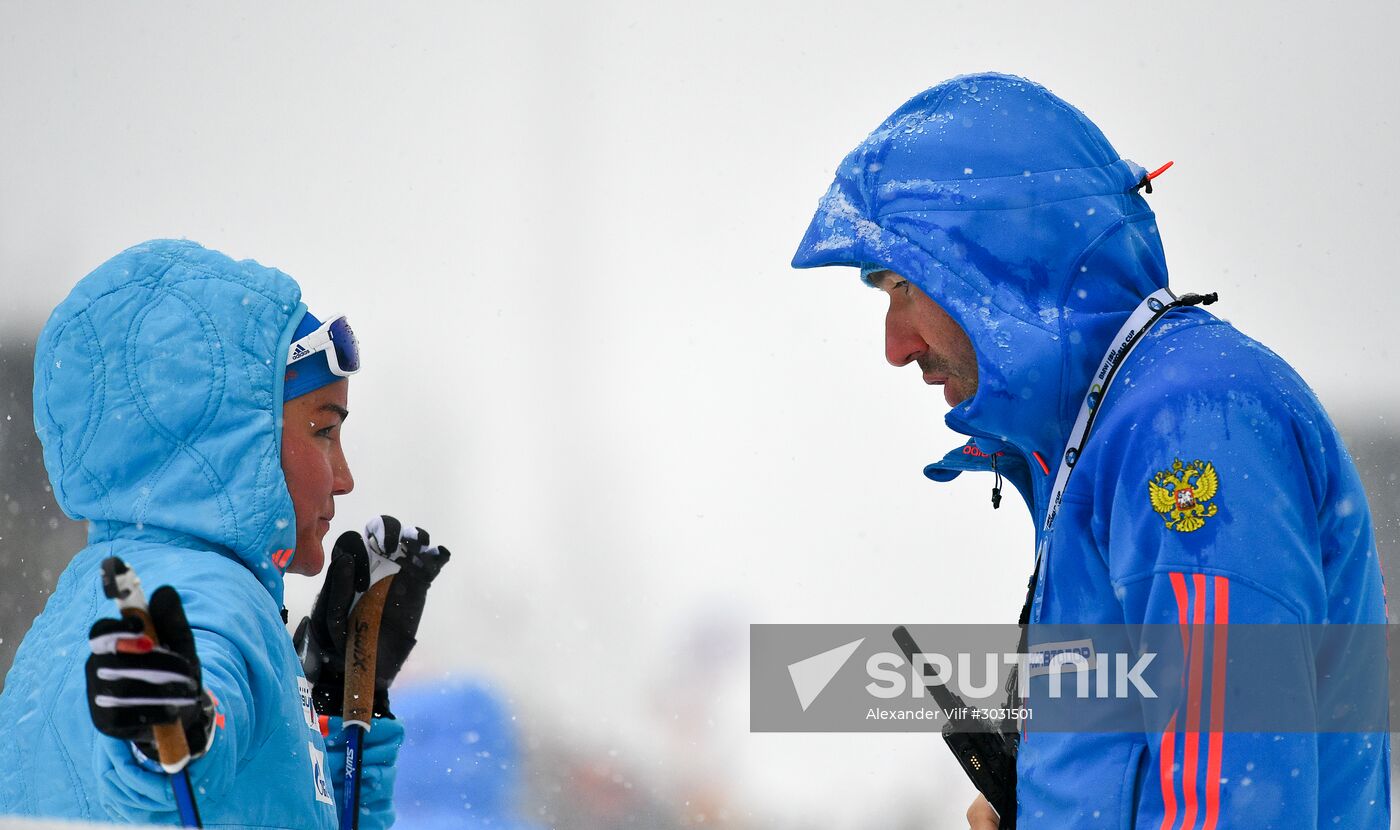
[991, 454, 1003, 509]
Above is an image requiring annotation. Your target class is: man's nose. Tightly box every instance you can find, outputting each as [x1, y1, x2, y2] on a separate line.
[885, 310, 926, 367]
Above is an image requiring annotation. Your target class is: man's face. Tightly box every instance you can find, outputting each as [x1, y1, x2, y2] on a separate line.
[873, 270, 979, 406]
[281, 380, 354, 576]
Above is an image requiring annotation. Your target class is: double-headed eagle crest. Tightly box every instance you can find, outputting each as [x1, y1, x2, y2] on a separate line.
[1148, 458, 1219, 532]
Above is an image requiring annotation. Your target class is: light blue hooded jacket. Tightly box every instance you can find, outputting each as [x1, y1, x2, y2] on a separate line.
[0, 240, 402, 828]
[793, 74, 1389, 827]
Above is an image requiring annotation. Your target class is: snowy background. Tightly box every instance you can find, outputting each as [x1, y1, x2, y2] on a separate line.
[1, 2, 1397, 827]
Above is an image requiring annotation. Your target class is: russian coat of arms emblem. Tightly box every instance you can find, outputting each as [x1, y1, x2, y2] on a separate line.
[1148, 458, 1220, 532]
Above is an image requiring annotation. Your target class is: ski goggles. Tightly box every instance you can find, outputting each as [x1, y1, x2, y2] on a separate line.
[287, 314, 360, 376]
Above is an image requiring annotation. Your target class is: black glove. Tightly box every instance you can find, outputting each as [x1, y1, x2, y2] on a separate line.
[86, 585, 216, 764]
[295, 515, 451, 719]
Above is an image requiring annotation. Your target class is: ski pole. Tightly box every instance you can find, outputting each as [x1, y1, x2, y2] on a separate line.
[340, 550, 400, 830]
[101, 557, 203, 828]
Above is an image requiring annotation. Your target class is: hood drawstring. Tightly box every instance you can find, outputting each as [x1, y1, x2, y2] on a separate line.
[991, 454, 1003, 510]
[1133, 160, 1175, 195]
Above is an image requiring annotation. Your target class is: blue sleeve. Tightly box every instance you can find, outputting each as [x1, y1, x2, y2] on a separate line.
[1092, 383, 1331, 828]
[324, 715, 404, 830]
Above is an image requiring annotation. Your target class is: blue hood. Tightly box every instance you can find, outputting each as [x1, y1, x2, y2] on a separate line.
[33, 239, 307, 605]
[793, 73, 1170, 513]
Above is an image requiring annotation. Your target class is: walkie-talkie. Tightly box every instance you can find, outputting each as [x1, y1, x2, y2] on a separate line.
[892, 625, 1017, 830]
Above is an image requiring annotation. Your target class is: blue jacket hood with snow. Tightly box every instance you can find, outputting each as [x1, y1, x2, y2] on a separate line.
[0, 240, 402, 828]
[793, 74, 1388, 827]
[794, 73, 1168, 514]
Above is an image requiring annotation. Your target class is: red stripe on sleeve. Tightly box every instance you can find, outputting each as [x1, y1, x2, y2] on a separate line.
[1170, 572, 1190, 655]
[1181, 573, 1207, 830]
[1159, 572, 1192, 830]
[1202, 576, 1230, 830]
[1158, 712, 1179, 830]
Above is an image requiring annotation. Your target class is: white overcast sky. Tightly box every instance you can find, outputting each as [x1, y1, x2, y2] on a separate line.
[2, 2, 1396, 826]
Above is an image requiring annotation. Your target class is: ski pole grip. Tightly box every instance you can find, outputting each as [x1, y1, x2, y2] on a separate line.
[121, 605, 196, 768]
[102, 557, 193, 770]
[342, 577, 394, 729]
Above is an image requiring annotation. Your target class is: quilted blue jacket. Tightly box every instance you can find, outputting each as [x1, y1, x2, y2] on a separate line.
[793, 73, 1389, 827]
[0, 240, 402, 828]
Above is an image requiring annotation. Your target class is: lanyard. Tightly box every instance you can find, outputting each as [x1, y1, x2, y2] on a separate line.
[1003, 287, 1217, 731]
[1019, 287, 1217, 626]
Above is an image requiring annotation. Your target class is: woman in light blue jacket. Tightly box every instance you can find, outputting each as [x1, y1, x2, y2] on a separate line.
[0, 239, 425, 828]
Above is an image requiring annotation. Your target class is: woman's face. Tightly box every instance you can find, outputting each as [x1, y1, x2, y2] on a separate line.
[280, 380, 354, 575]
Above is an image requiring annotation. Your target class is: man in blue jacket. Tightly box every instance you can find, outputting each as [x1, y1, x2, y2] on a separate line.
[0, 240, 446, 827]
[792, 73, 1389, 827]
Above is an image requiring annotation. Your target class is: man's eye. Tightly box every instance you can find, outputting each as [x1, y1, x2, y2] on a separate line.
[896, 280, 911, 295]
[316, 424, 338, 438]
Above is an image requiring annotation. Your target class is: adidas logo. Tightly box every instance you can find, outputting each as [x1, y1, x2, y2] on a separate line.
[290, 344, 311, 361]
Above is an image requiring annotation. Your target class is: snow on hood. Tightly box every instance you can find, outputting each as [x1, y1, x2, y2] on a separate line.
[793, 72, 1170, 490]
[33, 239, 307, 605]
